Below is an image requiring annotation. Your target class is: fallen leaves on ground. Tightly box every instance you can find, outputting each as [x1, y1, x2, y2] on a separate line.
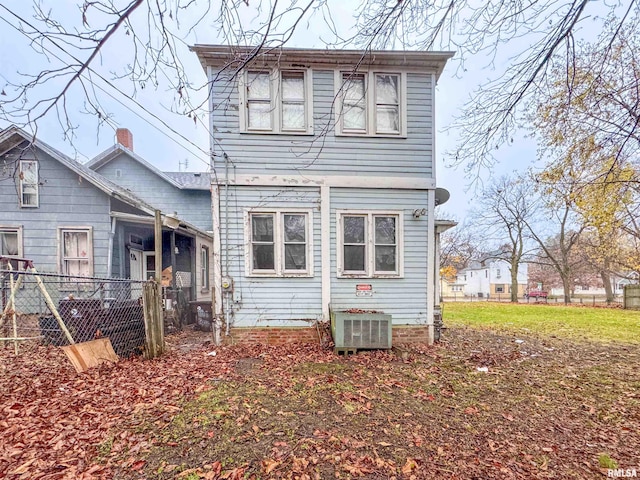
[1, 326, 639, 479]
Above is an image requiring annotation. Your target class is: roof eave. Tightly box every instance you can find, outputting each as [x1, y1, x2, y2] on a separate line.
[191, 45, 454, 80]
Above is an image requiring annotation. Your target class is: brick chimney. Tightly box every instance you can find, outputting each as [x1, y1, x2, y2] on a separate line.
[116, 128, 133, 151]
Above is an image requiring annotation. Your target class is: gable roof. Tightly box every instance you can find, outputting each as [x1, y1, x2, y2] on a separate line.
[87, 144, 185, 188]
[87, 144, 211, 190]
[1, 125, 213, 239]
[0, 126, 157, 216]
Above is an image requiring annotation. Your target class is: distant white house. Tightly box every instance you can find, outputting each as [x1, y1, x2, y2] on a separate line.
[449, 258, 528, 298]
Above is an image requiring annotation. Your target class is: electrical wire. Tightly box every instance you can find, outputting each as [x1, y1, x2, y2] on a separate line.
[0, 6, 216, 169]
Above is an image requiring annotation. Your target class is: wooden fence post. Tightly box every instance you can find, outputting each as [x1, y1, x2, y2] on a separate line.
[143, 281, 164, 359]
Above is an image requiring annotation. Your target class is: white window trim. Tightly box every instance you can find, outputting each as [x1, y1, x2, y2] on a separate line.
[58, 226, 94, 277]
[335, 70, 407, 138]
[336, 210, 404, 279]
[19, 160, 39, 208]
[244, 208, 314, 277]
[0, 226, 24, 269]
[200, 244, 210, 292]
[239, 69, 314, 135]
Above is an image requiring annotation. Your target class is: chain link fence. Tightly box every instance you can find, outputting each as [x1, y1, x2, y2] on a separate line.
[1, 269, 148, 357]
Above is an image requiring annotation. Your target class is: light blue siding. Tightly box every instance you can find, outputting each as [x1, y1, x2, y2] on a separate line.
[211, 70, 434, 178]
[221, 186, 322, 326]
[330, 188, 429, 325]
[94, 153, 212, 230]
[0, 143, 111, 275]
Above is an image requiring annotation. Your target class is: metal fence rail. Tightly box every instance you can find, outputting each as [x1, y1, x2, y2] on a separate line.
[441, 294, 624, 306]
[1, 270, 148, 357]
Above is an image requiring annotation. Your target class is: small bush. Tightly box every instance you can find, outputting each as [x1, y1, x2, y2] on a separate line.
[598, 453, 618, 469]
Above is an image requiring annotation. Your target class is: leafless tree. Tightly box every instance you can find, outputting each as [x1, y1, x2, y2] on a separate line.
[470, 175, 534, 302]
[439, 217, 483, 273]
[522, 171, 585, 304]
[0, 0, 637, 176]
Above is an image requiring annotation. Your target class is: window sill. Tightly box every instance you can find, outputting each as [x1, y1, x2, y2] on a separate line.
[335, 132, 407, 139]
[337, 273, 403, 279]
[239, 129, 314, 136]
[247, 272, 314, 278]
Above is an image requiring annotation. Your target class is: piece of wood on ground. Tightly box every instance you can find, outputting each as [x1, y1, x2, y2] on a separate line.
[61, 338, 118, 373]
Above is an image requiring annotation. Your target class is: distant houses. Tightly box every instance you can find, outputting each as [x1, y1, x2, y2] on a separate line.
[443, 257, 528, 299]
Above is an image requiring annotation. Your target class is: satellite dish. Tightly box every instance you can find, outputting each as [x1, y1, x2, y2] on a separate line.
[435, 187, 450, 206]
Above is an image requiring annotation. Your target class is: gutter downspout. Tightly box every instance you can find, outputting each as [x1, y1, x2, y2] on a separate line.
[426, 189, 436, 345]
[223, 153, 230, 337]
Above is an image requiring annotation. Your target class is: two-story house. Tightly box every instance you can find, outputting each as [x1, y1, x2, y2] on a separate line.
[455, 258, 528, 298]
[192, 46, 453, 344]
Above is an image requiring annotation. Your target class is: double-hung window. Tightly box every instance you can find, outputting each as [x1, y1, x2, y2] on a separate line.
[19, 160, 39, 207]
[241, 69, 312, 134]
[337, 211, 403, 278]
[59, 227, 93, 277]
[246, 210, 313, 277]
[246, 72, 272, 130]
[337, 71, 405, 136]
[0, 227, 22, 270]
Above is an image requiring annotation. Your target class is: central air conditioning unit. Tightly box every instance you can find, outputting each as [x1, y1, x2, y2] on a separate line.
[331, 310, 392, 350]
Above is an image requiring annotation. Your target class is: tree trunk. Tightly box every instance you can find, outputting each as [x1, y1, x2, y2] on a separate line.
[562, 276, 572, 304]
[510, 261, 519, 303]
[601, 270, 614, 304]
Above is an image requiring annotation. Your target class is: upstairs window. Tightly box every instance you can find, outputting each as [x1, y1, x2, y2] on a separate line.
[375, 74, 401, 134]
[337, 72, 406, 137]
[337, 211, 403, 278]
[241, 69, 312, 134]
[19, 160, 39, 208]
[281, 71, 306, 131]
[245, 210, 313, 277]
[246, 72, 272, 130]
[342, 74, 367, 132]
[59, 227, 93, 277]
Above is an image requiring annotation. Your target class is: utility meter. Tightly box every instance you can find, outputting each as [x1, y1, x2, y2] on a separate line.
[221, 276, 233, 292]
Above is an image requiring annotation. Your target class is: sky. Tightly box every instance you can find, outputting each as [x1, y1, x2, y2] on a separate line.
[0, 1, 612, 220]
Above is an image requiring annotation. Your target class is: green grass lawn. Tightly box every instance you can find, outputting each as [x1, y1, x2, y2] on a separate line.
[443, 301, 640, 343]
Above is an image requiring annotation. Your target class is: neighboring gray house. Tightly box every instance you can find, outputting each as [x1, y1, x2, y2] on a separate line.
[0, 126, 213, 304]
[192, 46, 453, 344]
[85, 129, 213, 302]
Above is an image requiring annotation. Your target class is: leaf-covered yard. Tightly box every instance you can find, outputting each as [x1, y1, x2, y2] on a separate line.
[1, 311, 639, 479]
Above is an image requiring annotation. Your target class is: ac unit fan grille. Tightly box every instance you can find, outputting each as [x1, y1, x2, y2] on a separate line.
[343, 318, 390, 348]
